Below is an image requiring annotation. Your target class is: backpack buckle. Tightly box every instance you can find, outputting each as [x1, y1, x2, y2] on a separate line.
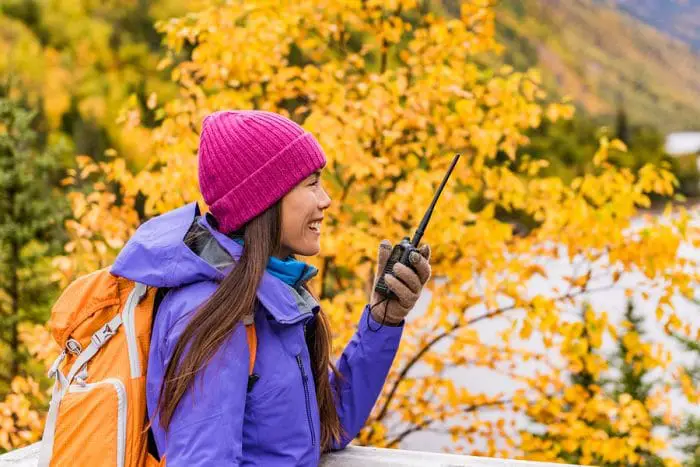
[91, 323, 117, 348]
[66, 338, 82, 356]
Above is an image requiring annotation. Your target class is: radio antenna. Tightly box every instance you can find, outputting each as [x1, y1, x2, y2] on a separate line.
[411, 153, 461, 247]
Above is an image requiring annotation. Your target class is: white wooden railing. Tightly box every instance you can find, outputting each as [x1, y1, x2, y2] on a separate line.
[0, 442, 575, 466]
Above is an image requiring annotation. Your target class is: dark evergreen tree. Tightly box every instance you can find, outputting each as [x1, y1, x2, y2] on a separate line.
[615, 94, 630, 147]
[671, 298, 700, 466]
[0, 98, 69, 392]
[524, 301, 670, 466]
[608, 300, 664, 467]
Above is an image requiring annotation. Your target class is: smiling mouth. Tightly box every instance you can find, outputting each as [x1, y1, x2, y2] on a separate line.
[309, 221, 321, 234]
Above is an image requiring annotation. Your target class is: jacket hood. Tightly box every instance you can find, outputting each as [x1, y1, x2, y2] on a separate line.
[110, 202, 320, 324]
[111, 203, 218, 288]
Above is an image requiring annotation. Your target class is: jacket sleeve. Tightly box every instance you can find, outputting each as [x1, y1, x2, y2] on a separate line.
[152, 285, 250, 466]
[329, 304, 404, 449]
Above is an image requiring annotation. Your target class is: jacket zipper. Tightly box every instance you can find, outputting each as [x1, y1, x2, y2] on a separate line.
[296, 354, 316, 446]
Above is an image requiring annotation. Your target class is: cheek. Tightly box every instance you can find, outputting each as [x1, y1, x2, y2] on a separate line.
[281, 197, 311, 234]
[280, 188, 322, 244]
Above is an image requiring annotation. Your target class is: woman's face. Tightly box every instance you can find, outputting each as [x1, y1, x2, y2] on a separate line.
[278, 169, 331, 258]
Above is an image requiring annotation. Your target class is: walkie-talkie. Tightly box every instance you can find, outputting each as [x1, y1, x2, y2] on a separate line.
[374, 153, 461, 298]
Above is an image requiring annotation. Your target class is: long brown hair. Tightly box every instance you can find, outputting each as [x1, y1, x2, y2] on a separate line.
[157, 201, 343, 451]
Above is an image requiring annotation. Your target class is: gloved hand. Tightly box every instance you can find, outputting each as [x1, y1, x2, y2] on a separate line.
[369, 240, 432, 326]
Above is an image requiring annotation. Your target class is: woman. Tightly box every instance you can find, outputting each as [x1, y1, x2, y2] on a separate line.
[112, 110, 431, 465]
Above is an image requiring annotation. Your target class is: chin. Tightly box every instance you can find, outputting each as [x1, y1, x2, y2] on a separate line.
[294, 242, 321, 258]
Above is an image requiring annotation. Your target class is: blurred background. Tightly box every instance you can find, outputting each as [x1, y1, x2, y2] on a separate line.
[0, 0, 698, 465]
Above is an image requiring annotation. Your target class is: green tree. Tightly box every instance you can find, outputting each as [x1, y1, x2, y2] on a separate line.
[0, 0, 188, 168]
[522, 302, 672, 465]
[0, 98, 68, 391]
[608, 300, 666, 467]
[672, 298, 700, 466]
[615, 95, 630, 147]
[523, 113, 602, 182]
[522, 111, 689, 197]
[676, 416, 700, 467]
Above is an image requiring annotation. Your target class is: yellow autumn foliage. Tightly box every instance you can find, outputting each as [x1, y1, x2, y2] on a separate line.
[1, 0, 696, 463]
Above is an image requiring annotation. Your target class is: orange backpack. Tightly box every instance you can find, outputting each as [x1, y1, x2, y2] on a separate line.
[38, 269, 257, 467]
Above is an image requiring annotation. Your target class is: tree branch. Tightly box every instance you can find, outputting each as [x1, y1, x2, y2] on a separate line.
[385, 399, 511, 448]
[372, 284, 616, 425]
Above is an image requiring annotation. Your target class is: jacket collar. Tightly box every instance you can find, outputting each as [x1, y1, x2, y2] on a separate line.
[197, 213, 315, 325]
[230, 237, 318, 289]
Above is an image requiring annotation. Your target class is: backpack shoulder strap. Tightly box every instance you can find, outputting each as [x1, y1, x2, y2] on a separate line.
[153, 287, 258, 378]
[243, 310, 258, 391]
[245, 325, 257, 376]
[245, 324, 259, 391]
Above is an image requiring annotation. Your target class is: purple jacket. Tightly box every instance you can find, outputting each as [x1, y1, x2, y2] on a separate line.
[111, 203, 403, 466]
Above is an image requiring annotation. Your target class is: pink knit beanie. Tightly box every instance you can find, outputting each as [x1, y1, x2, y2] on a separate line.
[198, 110, 327, 233]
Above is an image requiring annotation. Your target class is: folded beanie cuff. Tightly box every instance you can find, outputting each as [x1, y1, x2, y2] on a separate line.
[209, 132, 327, 233]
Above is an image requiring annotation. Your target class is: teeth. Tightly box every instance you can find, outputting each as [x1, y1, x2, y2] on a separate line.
[309, 221, 321, 231]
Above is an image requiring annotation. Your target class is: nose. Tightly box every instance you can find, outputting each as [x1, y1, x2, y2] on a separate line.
[319, 186, 331, 210]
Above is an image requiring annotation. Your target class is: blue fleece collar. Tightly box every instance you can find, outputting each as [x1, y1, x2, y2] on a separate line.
[231, 238, 318, 288]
